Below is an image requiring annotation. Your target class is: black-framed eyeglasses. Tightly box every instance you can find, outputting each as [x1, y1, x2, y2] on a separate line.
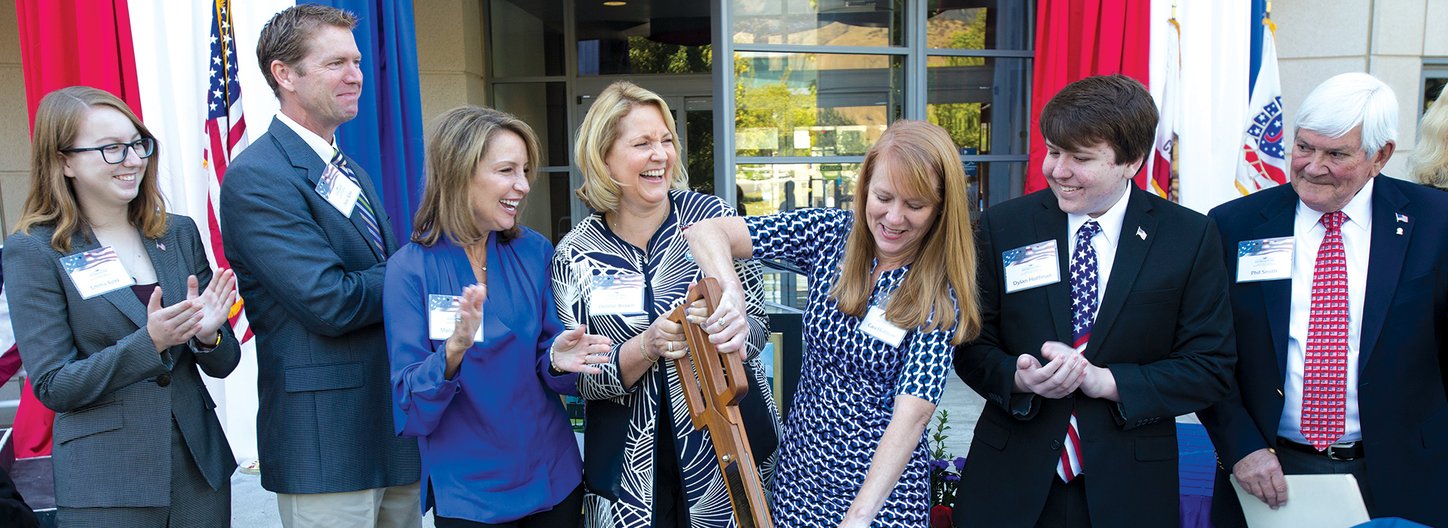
[61, 137, 156, 165]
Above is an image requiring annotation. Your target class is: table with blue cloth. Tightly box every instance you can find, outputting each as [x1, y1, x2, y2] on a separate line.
[1178, 422, 1216, 528]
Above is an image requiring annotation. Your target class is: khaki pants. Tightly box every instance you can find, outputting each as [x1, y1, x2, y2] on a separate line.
[278, 482, 426, 528]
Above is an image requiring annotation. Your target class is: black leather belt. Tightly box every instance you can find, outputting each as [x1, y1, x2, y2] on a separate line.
[1277, 438, 1364, 461]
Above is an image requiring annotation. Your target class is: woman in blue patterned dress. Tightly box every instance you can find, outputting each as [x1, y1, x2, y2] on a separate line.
[684, 120, 982, 527]
[550, 81, 781, 528]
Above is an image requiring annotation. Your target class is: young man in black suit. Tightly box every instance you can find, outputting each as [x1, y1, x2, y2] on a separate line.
[955, 75, 1236, 527]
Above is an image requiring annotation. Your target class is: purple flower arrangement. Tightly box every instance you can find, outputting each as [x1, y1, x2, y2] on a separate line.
[928, 410, 965, 527]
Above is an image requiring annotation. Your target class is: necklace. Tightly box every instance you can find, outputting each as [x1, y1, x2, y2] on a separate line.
[464, 243, 488, 276]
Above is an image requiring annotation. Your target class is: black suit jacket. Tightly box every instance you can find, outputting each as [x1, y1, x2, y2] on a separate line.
[219, 118, 419, 494]
[1199, 176, 1448, 527]
[955, 187, 1236, 527]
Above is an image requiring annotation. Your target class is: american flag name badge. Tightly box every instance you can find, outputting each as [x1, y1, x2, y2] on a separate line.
[1136, 227, 1147, 240]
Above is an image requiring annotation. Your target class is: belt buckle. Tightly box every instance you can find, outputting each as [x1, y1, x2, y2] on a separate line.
[1325, 442, 1356, 461]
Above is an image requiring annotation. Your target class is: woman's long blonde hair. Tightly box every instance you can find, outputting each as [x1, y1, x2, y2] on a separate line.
[830, 120, 981, 345]
[15, 86, 166, 252]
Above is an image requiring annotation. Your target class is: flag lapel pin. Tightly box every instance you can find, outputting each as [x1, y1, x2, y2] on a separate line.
[157, 242, 166, 251]
[1136, 227, 1148, 240]
[1396, 212, 1409, 223]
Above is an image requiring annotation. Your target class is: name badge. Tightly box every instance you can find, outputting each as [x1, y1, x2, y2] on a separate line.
[61, 246, 135, 300]
[1236, 236, 1294, 283]
[589, 273, 646, 315]
[1003, 240, 1061, 293]
[860, 306, 909, 348]
[427, 294, 483, 342]
[315, 164, 361, 218]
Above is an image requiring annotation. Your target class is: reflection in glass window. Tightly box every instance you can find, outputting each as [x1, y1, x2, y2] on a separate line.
[731, 0, 904, 47]
[926, 57, 1031, 156]
[576, 1, 711, 76]
[735, 53, 903, 157]
[927, 1, 1033, 51]
[737, 163, 861, 217]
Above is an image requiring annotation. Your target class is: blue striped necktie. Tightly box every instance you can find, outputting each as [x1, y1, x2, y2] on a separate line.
[329, 149, 384, 254]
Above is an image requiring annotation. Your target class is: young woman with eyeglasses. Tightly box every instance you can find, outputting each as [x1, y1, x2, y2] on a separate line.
[3, 86, 241, 526]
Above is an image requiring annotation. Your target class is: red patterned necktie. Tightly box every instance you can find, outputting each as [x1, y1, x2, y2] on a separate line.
[1058, 221, 1100, 482]
[1301, 211, 1349, 450]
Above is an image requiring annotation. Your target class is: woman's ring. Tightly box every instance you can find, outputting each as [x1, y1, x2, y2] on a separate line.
[667, 341, 674, 352]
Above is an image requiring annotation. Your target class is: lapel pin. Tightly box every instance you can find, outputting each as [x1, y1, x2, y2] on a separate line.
[1396, 212, 1409, 223]
[1136, 227, 1147, 240]
[157, 242, 166, 251]
[1396, 227, 1404, 236]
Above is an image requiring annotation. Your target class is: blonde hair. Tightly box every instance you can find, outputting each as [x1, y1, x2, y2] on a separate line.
[573, 81, 688, 213]
[830, 120, 981, 345]
[15, 86, 167, 253]
[1413, 95, 1448, 189]
[412, 106, 540, 246]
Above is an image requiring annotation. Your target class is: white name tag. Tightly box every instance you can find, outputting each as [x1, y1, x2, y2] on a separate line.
[588, 273, 645, 316]
[427, 294, 483, 342]
[1003, 240, 1061, 293]
[1236, 236, 1294, 283]
[61, 246, 136, 300]
[315, 163, 361, 218]
[860, 306, 908, 348]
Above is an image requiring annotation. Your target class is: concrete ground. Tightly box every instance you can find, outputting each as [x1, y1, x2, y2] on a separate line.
[228, 376, 991, 527]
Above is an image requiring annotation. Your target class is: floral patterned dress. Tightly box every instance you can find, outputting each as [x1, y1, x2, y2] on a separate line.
[551, 190, 782, 528]
[744, 208, 958, 527]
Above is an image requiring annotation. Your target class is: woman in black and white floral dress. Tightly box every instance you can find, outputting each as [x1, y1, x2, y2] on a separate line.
[551, 81, 780, 528]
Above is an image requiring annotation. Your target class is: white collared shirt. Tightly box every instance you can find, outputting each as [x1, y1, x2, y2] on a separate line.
[275, 111, 339, 166]
[1278, 177, 1374, 444]
[1066, 186, 1132, 303]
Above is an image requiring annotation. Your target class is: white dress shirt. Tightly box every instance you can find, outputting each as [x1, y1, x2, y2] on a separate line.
[276, 111, 339, 165]
[1067, 185, 1132, 310]
[1278, 178, 1374, 444]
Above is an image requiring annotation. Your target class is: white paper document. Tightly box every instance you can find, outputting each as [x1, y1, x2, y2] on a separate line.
[1230, 474, 1370, 528]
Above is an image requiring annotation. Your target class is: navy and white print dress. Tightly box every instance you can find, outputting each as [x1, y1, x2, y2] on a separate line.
[745, 208, 957, 527]
[551, 190, 782, 528]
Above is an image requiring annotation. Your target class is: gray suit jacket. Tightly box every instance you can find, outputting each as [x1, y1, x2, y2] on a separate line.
[3, 214, 240, 508]
[219, 118, 419, 494]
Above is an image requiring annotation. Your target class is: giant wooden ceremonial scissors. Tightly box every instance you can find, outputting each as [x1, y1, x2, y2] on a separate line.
[668, 278, 773, 528]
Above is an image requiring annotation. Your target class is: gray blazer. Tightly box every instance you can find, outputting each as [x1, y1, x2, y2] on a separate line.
[218, 118, 419, 494]
[3, 214, 240, 508]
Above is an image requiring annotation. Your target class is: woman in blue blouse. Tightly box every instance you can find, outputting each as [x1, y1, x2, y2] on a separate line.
[383, 106, 612, 527]
[684, 120, 983, 527]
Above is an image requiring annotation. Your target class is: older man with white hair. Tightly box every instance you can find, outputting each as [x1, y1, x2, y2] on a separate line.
[1201, 72, 1448, 527]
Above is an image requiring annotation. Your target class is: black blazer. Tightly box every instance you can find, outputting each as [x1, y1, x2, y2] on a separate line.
[1199, 176, 1448, 527]
[955, 187, 1236, 527]
[219, 118, 419, 494]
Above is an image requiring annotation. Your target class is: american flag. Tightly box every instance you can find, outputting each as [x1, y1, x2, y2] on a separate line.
[73, 246, 122, 271]
[1238, 237, 1293, 259]
[1003, 242, 1055, 268]
[203, 0, 252, 342]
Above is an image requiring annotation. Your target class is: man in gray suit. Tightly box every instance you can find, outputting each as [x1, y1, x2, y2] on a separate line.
[219, 5, 420, 527]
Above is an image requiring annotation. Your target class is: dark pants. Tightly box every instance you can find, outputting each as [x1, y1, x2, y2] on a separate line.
[1034, 476, 1091, 528]
[435, 484, 584, 528]
[1274, 442, 1373, 512]
[652, 380, 691, 528]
